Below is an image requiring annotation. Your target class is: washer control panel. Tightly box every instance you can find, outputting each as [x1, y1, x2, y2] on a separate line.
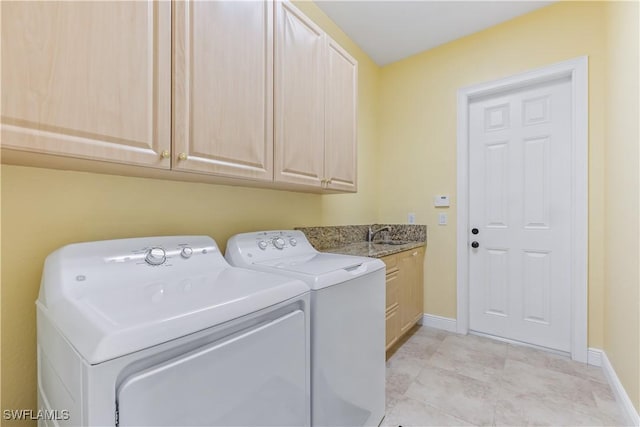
[45, 236, 227, 302]
[226, 230, 316, 265]
[101, 237, 220, 268]
[254, 231, 303, 252]
[143, 245, 194, 265]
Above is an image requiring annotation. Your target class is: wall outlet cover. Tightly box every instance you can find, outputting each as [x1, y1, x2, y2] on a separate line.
[408, 213, 416, 224]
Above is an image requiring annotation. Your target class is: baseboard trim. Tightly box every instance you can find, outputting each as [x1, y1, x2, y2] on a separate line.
[599, 349, 640, 426]
[421, 314, 457, 333]
[587, 347, 603, 366]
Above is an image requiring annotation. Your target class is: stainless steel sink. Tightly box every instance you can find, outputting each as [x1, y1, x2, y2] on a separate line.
[372, 240, 410, 246]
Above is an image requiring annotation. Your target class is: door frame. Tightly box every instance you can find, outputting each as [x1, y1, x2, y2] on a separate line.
[456, 56, 588, 362]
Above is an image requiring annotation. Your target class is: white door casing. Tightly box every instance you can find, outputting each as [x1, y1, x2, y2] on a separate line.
[456, 57, 588, 361]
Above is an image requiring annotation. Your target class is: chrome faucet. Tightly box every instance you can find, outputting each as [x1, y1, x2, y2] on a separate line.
[368, 225, 391, 242]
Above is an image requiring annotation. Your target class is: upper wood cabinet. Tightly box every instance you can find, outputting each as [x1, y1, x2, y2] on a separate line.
[325, 38, 358, 192]
[172, 1, 274, 181]
[0, 1, 171, 168]
[1, 1, 358, 193]
[274, 2, 358, 192]
[274, 1, 326, 187]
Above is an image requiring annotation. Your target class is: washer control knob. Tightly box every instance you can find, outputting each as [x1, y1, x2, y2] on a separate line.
[273, 237, 286, 249]
[289, 238, 297, 246]
[145, 247, 166, 265]
[180, 246, 193, 259]
[258, 240, 268, 250]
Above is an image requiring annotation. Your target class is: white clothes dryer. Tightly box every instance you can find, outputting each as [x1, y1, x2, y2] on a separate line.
[225, 230, 386, 427]
[37, 236, 310, 427]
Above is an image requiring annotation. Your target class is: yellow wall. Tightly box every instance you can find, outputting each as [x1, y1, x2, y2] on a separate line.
[603, 0, 640, 412]
[0, 1, 380, 417]
[377, 1, 607, 348]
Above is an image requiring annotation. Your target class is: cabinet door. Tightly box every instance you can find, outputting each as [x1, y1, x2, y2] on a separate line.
[173, 1, 273, 180]
[1, 1, 171, 168]
[274, 1, 325, 187]
[399, 248, 425, 333]
[398, 251, 416, 334]
[325, 38, 357, 192]
[412, 248, 425, 324]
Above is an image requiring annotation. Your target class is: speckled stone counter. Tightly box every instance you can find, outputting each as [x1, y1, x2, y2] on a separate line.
[323, 240, 425, 258]
[295, 224, 426, 258]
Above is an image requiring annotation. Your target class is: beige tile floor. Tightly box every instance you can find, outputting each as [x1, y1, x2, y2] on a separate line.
[383, 326, 627, 426]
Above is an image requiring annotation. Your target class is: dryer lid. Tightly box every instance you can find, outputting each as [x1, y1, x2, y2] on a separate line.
[37, 236, 309, 364]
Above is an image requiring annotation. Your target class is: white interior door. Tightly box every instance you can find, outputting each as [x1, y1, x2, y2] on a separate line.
[468, 76, 572, 352]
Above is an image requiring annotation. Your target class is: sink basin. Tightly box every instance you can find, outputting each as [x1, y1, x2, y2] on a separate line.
[372, 240, 410, 246]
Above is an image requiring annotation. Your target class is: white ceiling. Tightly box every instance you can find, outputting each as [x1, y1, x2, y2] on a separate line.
[315, 1, 555, 66]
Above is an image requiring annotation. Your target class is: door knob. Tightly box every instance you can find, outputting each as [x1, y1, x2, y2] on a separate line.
[472, 228, 479, 235]
[471, 241, 479, 248]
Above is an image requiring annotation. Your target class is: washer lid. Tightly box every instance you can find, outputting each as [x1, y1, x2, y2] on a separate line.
[255, 253, 366, 275]
[37, 236, 309, 364]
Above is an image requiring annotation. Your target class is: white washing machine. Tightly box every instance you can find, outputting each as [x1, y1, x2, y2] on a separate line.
[225, 230, 386, 427]
[37, 235, 310, 427]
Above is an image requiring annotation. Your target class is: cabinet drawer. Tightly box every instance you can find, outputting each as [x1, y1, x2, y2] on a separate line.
[385, 307, 400, 350]
[381, 254, 398, 273]
[385, 271, 399, 311]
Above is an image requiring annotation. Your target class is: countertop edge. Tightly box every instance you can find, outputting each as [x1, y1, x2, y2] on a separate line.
[320, 241, 426, 259]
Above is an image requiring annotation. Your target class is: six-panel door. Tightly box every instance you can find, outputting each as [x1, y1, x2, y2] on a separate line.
[468, 77, 572, 352]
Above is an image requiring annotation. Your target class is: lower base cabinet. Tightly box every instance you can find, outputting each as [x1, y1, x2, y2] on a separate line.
[382, 247, 425, 352]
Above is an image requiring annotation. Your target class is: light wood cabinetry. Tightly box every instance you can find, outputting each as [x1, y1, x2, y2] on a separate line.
[173, 1, 274, 181]
[1, 1, 357, 193]
[383, 254, 401, 350]
[399, 247, 426, 334]
[383, 247, 425, 352]
[274, 1, 326, 187]
[324, 38, 358, 192]
[413, 247, 425, 323]
[274, 2, 358, 192]
[1, 1, 171, 168]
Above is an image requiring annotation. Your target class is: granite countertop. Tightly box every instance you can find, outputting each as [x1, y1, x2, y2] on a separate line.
[295, 224, 427, 259]
[323, 240, 425, 258]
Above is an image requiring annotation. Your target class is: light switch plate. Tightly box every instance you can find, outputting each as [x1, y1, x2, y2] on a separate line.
[438, 213, 447, 225]
[408, 213, 416, 224]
